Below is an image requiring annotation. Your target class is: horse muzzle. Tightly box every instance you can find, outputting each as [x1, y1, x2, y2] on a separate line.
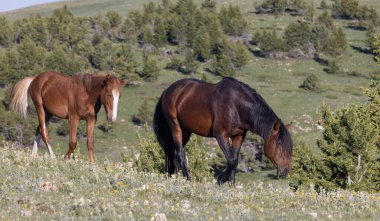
[277, 167, 289, 178]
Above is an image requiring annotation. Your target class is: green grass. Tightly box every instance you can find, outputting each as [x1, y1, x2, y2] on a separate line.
[1, 145, 380, 220]
[0, 0, 379, 181]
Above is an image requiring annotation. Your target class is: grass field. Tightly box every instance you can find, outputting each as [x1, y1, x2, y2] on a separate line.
[1, 0, 379, 160]
[0, 0, 379, 182]
[1, 146, 380, 220]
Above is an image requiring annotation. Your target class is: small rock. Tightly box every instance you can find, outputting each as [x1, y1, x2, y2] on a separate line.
[310, 212, 318, 218]
[153, 213, 167, 221]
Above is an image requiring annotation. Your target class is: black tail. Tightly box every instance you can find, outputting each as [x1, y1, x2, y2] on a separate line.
[153, 97, 176, 175]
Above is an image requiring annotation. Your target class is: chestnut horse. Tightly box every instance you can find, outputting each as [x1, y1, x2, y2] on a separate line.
[10, 71, 127, 162]
[153, 77, 293, 183]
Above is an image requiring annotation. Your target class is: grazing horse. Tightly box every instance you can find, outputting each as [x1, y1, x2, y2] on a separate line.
[10, 71, 127, 163]
[153, 77, 293, 183]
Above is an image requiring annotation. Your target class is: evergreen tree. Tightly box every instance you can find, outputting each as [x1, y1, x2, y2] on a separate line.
[142, 25, 154, 45]
[181, 49, 198, 74]
[320, 0, 328, 9]
[193, 26, 211, 61]
[0, 17, 13, 47]
[230, 41, 249, 69]
[112, 43, 138, 79]
[139, 53, 160, 82]
[290, 86, 380, 192]
[106, 10, 122, 28]
[374, 35, 380, 63]
[133, 99, 153, 125]
[153, 17, 167, 47]
[299, 74, 321, 92]
[324, 27, 347, 57]
[218, 5, 248, 36]
[283, 21, 314, 51]
[211, 43, 235, 77]
[201, 0, 216, 11]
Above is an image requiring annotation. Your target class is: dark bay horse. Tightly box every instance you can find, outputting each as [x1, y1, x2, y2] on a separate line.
[10, 71, 127, 163]
[153, 77, 293, 183]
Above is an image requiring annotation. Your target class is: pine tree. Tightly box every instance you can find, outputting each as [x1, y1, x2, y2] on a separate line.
[374, 35, 380, 63]
[112, 43, 138, 79]
[230, 41, 249, 69]
[181, 49, 198, 74]
[153, 17, 167, 47]
[139, 53, 160, 81]
[133, 99, 153, 125]
[142, 25, 154, 45]
[320, 0, 328, 9]
[106, 10, 122, 28]
[290, 92, 380, 192]
[324, 27, 347, 57]
[0, 17, 13, 47]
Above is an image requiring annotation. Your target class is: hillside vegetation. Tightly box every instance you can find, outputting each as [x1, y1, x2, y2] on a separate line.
[1, 146, 380, 220]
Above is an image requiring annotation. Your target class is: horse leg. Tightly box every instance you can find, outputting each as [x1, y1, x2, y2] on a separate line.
[215, 133, 233, 184]
[167, 119, 190, 180]
[31, 126, 41, 156]
[228, 134, 245, 183]
[31, 113, 52, 156]
[86, 117, 96, 163]
[64, 117, 79, 160]
[36, 106, 55, 158]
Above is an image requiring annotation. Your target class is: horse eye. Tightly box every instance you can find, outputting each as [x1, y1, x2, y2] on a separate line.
[108, 94, 112, 97]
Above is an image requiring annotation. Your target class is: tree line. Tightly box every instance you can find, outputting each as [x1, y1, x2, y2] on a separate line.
[0, 0, 252, 85]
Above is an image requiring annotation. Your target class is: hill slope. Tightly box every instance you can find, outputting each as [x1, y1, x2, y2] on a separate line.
[1, 146, 380, 220]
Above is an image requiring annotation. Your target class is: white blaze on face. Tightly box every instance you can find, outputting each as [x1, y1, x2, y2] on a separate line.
[112, 89, 120, 121]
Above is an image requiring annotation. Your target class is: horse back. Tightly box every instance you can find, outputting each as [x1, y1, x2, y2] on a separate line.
[161, 79, 216, 137]
[29, 71, 84, 119]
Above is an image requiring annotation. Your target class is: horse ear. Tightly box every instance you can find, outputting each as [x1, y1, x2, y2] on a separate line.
[121, 79, 129, 87]
[103, 74, 111, 86]
[273, 120, 281, 135]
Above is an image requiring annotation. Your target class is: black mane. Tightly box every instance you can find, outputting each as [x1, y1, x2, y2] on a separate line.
[221, 77, 292, 157]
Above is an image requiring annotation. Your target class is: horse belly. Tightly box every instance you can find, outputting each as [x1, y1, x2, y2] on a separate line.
[42, 91, 69, 119]
[179, 107, 213, 137]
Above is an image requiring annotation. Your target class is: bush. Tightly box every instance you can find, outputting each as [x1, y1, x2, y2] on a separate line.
[139, 53, 160, 82]
[132, 126, 213, 181]
[326, 59, 340, 74]
[132, 99, 153, 126]
[132, 126, 165, 173]
[185, 136, 213, 182]
[299, 74, 321, 92]
[290, 88, 380, 192]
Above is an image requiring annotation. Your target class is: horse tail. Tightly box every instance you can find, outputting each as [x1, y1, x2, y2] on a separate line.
[153, 96, 175, 174]
[10, 77, 35, 118]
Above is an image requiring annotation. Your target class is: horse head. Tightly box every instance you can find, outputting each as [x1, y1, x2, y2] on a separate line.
[100, 74, 128, 122]
[264, 120, 293, 177]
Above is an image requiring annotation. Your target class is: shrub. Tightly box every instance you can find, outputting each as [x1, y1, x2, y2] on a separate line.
[166, 56, 182, 71]
[290, 87, 380, 192]
[132, 126, 213, 181]
[185, 136, 213, 182]
[132, 126, 165, 173]
[139, 53, 160, 82]
[299, 74, 321, 92]
[132, 99, 153, 126]
[326, 59, 340, 73]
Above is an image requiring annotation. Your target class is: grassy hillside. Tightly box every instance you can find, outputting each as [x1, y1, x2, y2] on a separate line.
[0, 0, 379, 170]
[1, 146, 380, 220]
[2, 0, 380, 20]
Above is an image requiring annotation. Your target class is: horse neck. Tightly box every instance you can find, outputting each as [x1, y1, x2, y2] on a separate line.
[84, 78, 105, 106]
[246, 101, 278, 143]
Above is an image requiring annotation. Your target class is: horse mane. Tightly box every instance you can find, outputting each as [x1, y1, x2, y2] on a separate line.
[73, 71, 111, 91]
[221, 77, 292, 157]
